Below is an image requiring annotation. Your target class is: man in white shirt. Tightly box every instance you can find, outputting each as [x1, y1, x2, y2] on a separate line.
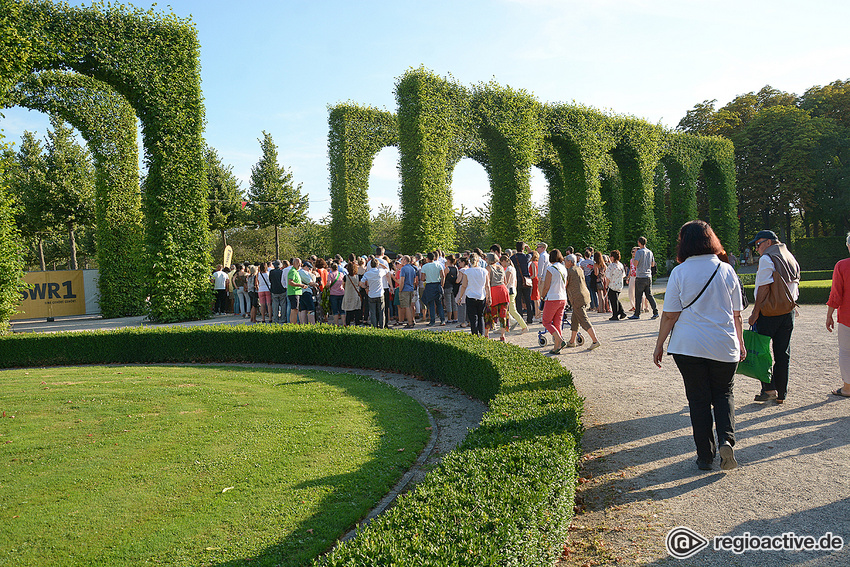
[748, 230, 800, 404]
[537, 242, 550, 314]
[360, 258, 389, 328]
[211, 265, 229, 314]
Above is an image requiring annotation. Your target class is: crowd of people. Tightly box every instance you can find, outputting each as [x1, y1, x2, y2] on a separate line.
[210, 225, 850, 473]
[208, 241, 665, 351]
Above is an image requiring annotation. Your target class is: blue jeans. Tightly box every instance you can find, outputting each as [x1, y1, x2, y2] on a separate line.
[585, 274, 598, 309]
[424, 282, 445, 324]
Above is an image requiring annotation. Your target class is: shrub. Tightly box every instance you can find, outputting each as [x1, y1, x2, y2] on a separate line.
[743, 280, 832, 305]
[0, 325, 583, 565]
[792, 237, 848, 270]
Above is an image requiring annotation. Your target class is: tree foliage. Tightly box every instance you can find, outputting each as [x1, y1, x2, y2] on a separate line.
[678, 81, 850, 239]
[247, 131, 307, 259]
[205, 145, 244, 248]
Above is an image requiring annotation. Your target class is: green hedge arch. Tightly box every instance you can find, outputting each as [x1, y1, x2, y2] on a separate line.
[331, 68, 737, 261]
[3, 0, 209, 323]
[0, 325, 584, 565]
[327, 104, 398, 255]
[7, 70, 145, 317]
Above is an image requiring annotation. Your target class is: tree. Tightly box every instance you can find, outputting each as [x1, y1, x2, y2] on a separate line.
[41, 117, 95, 270]
[205, 145, 244, 249]
[8, 131, 53, 270]
[370, 204, 402, 253]
[247, 132, 307, 258]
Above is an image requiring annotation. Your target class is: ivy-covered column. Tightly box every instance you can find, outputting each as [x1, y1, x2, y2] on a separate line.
[328, 104, 398, 255]
[472, 83, 542, 247]
[396, 68, 463, 252]
[701, 139, 738, 253]
[10, 71, 145, 317]
[13, 1, 212, 322]
[545, 106, 608, 251]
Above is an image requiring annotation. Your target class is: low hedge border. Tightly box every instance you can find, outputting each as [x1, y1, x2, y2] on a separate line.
[743, 280, 832, 305]
[0, 325, 583, 566]
[738, 270, 834, 286]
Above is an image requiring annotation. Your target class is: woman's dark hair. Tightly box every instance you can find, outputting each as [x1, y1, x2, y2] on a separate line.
[594, 251, 605, 267]
[346, 261, 357, 276]
[549, 249, 564, 263]
[610, 250, 620, 262]
[315, 258, 327, 269]
[677, 220, 724, 262]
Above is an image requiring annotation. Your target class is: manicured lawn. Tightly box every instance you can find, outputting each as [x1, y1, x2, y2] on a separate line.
[0, 366, 429, 567]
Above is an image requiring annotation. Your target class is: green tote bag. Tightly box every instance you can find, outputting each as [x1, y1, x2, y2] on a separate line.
[737, 329, 773, 383]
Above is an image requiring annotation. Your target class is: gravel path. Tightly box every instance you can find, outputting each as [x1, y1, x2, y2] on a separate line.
[497, 299, 849, 567]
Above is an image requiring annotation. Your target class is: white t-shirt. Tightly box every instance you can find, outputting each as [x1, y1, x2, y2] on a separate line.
[212, 270, 228, 290]
[257, 271, 271, 293]
[376, 258, 391, 289]
[363, 267, 388, 298]
[504, 264, 516, 292]
[664, 254, 743, 363]
[281, 266, 291, 290]
[546, 263, 568, 301]
[464, 267, 488, 300]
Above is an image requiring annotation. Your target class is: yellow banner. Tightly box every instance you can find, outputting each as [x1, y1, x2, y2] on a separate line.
[13, 271, 86, 320]
[223, 245, 233, 268]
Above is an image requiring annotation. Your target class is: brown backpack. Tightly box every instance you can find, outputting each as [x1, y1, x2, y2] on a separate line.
[760, 255, 797, 316]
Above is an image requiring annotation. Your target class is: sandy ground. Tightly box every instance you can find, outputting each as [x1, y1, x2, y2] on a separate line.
[497, 298, 849, 567]
[12, 290, 850, 566]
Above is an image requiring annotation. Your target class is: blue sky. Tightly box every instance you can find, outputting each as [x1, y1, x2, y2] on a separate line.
[3, 0, 849, 220]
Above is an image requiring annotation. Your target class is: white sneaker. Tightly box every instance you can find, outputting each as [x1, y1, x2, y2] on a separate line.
[588, 341, 601, 350]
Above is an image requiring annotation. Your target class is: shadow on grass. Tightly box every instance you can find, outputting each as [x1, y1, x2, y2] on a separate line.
[210, 368, 430, 567]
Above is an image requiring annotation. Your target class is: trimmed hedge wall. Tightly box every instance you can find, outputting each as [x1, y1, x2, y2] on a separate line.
[743, 280, 832, 305]
[0, 325, 583, 565]
[331, 67, 737, 264]
[792, 237, 848, 271]
[739, 270, 835, 286]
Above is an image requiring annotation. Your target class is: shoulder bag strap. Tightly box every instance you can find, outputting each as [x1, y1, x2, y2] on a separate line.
[683, 264, 720, 310]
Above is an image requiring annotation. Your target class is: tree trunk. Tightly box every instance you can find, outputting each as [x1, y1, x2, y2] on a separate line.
[274, 225, 280, 259]
[68, 225, 78, 270]
[221, 228, 227, 249]
[785, 211, 792, 246]
[38, 238, 46, 271]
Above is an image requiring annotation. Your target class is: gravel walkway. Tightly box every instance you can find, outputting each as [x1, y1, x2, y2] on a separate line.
[497, 300, 849, 567]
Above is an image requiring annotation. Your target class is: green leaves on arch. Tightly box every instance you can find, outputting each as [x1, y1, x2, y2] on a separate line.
[329, 67, 737, 259]
[2, 0, 209, 323]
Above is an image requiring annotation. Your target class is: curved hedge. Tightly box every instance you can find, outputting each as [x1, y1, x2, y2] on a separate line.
[7, 70, 145, 317]
[4, 0, 209, 323]
[0, 325, 583, 565]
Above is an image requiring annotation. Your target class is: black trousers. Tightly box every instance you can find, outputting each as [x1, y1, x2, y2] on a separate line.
[673, 354, 737, 463]
[467, 297, 485, 336]
[214, 289, 228, 313]
[633, 276, 658, 317]
[515, 284, 534, 323]
[753, 311, 794, 399]
[608, 288, 625, 319]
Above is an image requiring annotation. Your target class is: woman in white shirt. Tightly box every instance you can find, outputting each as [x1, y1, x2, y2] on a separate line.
[456, 253, 490, 336]
[501, 254, 528, 334]
[604, 250, 626, 320]
[539, 249, 569, 353]
[653, 220, 745, 472]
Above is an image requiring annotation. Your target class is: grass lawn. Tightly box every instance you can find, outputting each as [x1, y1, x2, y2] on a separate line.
[0, 365, 429, 567]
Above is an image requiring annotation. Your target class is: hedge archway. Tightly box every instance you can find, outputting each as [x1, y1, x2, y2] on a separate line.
[7, 70, 145, 317]
[330, 68, 738, 260]
[2, 0, 209, 323]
